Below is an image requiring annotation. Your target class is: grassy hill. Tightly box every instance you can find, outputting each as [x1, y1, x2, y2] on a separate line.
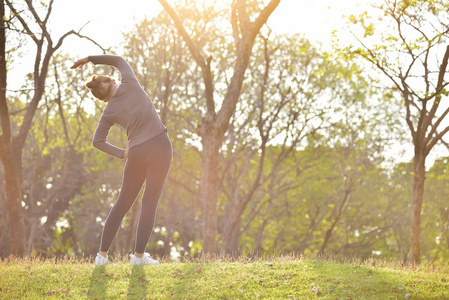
[1, 255, 448, 299]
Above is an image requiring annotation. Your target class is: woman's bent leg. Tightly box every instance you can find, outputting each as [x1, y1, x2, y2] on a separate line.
[99, 157, 146, 252]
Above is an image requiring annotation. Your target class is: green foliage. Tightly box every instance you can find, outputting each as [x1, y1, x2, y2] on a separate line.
[423, 157, 449, 262]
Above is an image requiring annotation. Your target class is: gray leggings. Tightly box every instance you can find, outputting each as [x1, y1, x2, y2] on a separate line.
[99, 131, 172, 253]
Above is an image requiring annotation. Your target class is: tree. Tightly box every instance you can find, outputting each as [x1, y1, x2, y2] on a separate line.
[348, 0, 449, 263]
[219, 34, 358, 255]
[0, 0, 102, 256]
[158, 0, 281, 254]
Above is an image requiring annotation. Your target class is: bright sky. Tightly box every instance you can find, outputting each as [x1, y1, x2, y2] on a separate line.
[53, 0, 371, 52]
[9, 0, 372, 87]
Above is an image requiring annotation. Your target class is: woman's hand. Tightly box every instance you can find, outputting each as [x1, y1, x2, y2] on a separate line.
[70, 57, 90, 69]
[123, 141, 130, 159]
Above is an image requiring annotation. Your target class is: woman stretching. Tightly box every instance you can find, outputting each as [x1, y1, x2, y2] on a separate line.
[71, 55, 172, 266]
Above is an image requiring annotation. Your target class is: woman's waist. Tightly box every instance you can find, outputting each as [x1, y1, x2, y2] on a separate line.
[128, 128, 169, 150]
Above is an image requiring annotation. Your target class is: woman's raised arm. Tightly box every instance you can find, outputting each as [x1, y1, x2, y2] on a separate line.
[70, 57, 90, 69]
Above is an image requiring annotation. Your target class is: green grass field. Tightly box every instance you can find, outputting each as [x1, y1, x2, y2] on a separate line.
[1, 255, 448, 299]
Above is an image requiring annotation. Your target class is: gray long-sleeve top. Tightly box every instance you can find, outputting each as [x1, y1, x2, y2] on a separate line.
[89, 55, 167, 159]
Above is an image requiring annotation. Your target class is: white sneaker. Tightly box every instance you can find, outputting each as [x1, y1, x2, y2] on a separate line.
[95, 253, 108, 266]
[130, 252, 159, 266]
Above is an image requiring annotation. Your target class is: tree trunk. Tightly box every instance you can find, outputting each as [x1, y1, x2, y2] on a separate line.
[0, 144, 26, 257]
[0, 185, 7, 255]
[410, 152, 426, 264]
[0, 0, 26, 257]
[200, 129, 221, 254]
[222, 211, 241, 255]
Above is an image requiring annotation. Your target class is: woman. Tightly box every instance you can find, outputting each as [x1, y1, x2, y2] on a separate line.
[71, 55, 172, 266]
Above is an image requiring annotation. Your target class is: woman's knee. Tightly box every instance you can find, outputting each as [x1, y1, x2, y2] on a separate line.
[112, 198, 134, 215]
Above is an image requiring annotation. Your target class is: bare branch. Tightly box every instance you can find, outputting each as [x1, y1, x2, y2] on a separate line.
[25, 0, 51, 44]
[158, 0, 215, 120]
[5, 0, 38, 44]
[250, 0, 280, 39]
[395, 11, 415, 59]
[54, 29, 103, 53]
[231, 0, 240, 47]
[440, 137, 449, 150]
[53, 63, 71, 146]
[0, 0, 10, 143]
[42, 0, 54, 26]
[9, 107, 28, 116]
[422, 45, 449, 146]
[168, 177, 196, 195]
[427, 126, 449, 155]
[236, 0, 249, 35]
[158, 0, 206, 69]
[73, 27, 108, 53]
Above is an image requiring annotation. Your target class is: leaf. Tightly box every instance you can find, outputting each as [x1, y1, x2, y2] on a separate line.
[364, 23, 375, 37]
[42, 290, 56, 296]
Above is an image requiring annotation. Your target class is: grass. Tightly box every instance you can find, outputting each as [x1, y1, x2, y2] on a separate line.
[1, 254, 448, 299]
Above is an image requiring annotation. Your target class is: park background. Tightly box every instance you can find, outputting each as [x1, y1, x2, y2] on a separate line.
[1, 0, 449, 266]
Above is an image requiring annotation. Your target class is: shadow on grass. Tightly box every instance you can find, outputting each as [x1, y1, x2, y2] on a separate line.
[127, 265, 148, 298]
[304, 258, 449, 299]
[87, 265, 109, 299]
